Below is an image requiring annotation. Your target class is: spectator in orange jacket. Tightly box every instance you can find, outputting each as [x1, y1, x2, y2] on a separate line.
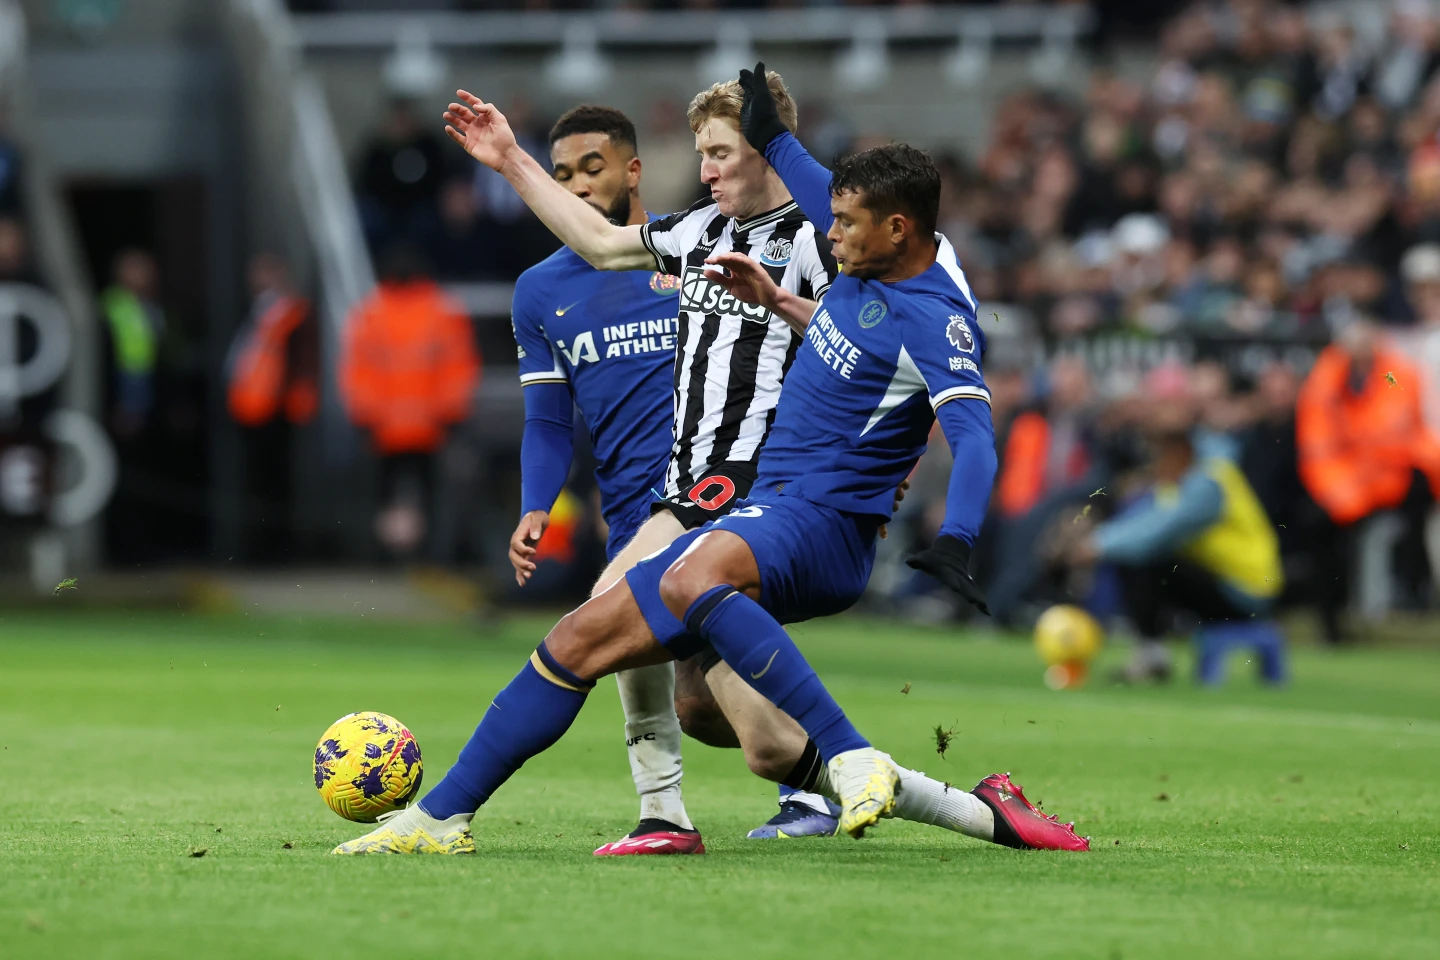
[340, 245, 480, 558]
[1297, 318, 1440, 621]
[227, 253, 317, 428]
[225, 253, 318, 561]
[1297, 320, 1440, 526]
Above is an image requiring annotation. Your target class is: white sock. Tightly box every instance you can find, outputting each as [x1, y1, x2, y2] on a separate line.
[812, 762, 993, 841]
[891, 767, 994, 841]
[779, 789, 832, 815]
[616, 663, 692, 831]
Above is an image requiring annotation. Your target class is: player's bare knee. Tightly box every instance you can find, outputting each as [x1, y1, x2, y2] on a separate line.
[658, 561, 721, 620]
[675, 696, 741, 748]
[743, 739, 797, 782]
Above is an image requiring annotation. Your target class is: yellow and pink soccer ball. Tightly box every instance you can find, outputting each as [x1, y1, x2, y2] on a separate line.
[1033, 604, 1104, 689]
[313, 712, 423, 822]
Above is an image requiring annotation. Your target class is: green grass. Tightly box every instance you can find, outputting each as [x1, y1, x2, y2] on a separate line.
[1, 610, 1437, 959]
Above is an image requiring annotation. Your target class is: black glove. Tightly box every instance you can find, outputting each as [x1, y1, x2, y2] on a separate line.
[907, 535, 990, 616]
[739, 61, 787, 156]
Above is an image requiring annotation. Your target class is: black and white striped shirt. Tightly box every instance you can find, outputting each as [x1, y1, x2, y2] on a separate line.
[641, 198, 837, 496]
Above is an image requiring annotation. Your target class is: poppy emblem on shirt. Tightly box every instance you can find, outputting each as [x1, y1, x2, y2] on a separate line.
[858, 300, 887, 328]
[650, 272, 682, 295]
[946, 315, 975, 353]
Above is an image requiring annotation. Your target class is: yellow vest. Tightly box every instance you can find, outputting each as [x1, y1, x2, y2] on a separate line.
[1158, 458, 1283, 599]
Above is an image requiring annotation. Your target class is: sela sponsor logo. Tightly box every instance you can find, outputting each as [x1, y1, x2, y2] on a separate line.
[858, 299, 887, 328]
[680, 265, 772, 324]
[759, 236, 793, 266]
[946, 314, 976, 353]
[949, 356, 980, 373]
[649, 272, 682, 295]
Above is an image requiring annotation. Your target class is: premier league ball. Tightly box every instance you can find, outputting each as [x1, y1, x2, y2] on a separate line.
[313, 712, 424, 822]
[1034, 605, 1104, 690]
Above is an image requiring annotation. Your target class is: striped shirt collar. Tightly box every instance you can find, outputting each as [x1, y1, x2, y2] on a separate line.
[733, 200, 799, 234]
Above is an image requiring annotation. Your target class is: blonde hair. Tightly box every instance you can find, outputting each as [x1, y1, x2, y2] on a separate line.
[687, 71, 798, 137]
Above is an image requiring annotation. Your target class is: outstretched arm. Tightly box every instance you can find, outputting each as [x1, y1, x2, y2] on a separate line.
[739, 63, 835, 231]
[444, 91, 653, 272]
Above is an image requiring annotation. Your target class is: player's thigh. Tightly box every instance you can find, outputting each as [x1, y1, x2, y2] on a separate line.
[545, 578, 674, 681]
[591, 510, 689, 597]
[705, 661, 808, 779]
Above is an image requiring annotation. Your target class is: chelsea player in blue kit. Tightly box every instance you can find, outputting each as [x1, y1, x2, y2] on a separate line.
[331, 83, 1088, 855]
[506, 106, 706, 856]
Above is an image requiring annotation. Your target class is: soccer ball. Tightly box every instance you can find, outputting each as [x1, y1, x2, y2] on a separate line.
[313, 712, 424, 822]
[1034, 604, 1103, 667]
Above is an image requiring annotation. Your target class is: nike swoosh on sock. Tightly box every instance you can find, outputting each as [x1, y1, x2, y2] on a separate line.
[751, 650, 780, 680]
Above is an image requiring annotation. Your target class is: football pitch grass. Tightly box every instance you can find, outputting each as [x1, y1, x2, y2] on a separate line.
[1, 610, 1436, 959]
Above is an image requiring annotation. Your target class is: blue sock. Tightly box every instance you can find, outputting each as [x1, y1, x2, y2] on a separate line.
[685, 587, 869, 760]
[420, 644, 593, 819]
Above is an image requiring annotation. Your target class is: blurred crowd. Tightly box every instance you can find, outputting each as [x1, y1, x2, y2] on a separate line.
[296, 0, 1440, 637]
[869, 0, 1440, 642]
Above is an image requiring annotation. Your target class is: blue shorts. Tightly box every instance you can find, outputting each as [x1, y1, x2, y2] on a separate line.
[624, 495, 881, 657]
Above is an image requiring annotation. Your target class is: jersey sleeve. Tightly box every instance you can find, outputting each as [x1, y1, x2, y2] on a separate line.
[899, 297, 991, 412]
[793, 224, 839, 302]
[520, 381, 575, 517]
[902, 295, 996, 544]
[764, 131, 835, 233]
[640, 198, 717, 276]
[512, 279, 567, 386]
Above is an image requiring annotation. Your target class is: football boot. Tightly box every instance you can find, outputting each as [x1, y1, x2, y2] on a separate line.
[331, 806, 475, 855]
[971, 772, 1090, 851]
[594, 819, 706, 856]
[827, 748, 900, 838]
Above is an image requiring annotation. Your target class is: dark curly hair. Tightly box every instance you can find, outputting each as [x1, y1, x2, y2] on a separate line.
[548, 105, 638, 153]
[829, 143, 941, 237]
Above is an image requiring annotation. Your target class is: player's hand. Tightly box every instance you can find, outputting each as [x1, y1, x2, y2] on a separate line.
[443, 90, 520, 172]
[907, 534, 990, 615]
[739, 61, 787, 156]
[509, 510, 550, 586]
[704, 252, 781, 311]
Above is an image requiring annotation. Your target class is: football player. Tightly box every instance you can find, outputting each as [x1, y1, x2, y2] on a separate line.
[332, 88, 1088, 857]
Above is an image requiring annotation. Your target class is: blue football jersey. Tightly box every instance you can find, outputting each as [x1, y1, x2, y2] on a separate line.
[754, 236, 991, 518]
[512, 244, 681, 538]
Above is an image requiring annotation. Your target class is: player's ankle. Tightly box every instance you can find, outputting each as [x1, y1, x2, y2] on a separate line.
[640, 787, 693, 831]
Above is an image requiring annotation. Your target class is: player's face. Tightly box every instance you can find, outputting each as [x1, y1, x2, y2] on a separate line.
[551, 133, 639, 225]
[826, 190, 902, 279]
[695, 119, 769, 220]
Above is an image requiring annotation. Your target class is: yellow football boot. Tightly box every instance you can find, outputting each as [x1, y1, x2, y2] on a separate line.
[331, 806, 476, 855]
[827, 748, 900, 838]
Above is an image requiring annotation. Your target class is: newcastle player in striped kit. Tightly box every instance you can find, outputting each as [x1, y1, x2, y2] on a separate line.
[445, 74, 842, 849]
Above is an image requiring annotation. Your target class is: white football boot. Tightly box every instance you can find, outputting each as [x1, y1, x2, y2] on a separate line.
[827, 748, 900, 838]
[331, 806, 475, 855]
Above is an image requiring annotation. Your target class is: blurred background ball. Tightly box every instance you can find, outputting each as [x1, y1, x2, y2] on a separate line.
[313, 712, 423, 822]
[1034, 604, 1103, 667]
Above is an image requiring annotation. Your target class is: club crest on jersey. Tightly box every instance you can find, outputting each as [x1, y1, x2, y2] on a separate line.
[759, 236, 793, 267]
[858, 300, 887, 328]
[946, 315, 976, 353]
[649, 272, 682, 295]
